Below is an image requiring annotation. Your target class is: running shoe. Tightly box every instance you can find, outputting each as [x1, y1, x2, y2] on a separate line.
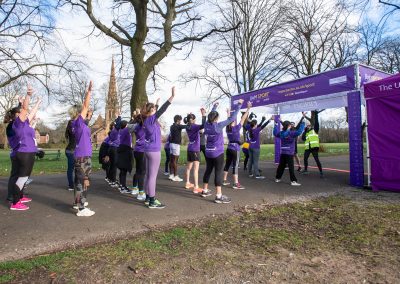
[291, 181, 301, 186]
[169, 174, 174, 180]
[297, 166, 302, 172]
[137, 192, 146, 201]
[105, 178, 110, 183]
[255, 175, 265, 179]
[185, 182, 194, 189]
[148, 199, 166, 209]
[76, 208, 95, 217]
[172, 176, 183, 182]
[144, 198, 150, 206]
[320, 172, 324, 179]
[26, 178, 33, 185]
[275, 179, 281, 183]
[110, 182, 119, 188]
[67, 188, 74, 191]
[120, 188, 132, 194]
[301, 170, 309, 175]
[201, 189, 212, 197]
[131, 189, 139, 195]
[248, 174, 254, 178]
[232, 183, 245, 189]
[163, 172, 170, 176]
[222, 181, 230, 186]
[10, 202, 29, 211]
[19, 197, 32, 203]
[72, 202, 89, 210]
[215, 195, 231, 204]
[193, 188, 203, 194]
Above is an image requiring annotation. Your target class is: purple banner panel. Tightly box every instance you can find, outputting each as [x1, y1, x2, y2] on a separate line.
[274, 115, 281, 164]
[359, 65, 391, 86]
[232, 66, 355, 109]
[347, 91, 364, 187]
[364, 73, 400, 191]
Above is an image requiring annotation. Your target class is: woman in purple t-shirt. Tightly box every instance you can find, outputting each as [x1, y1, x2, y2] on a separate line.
[142, 87, 176, 209]
[130, 110, 146, 200]
[222, 102, 251, 189]
[200, 99, 243, 204]
[70, 81, 95, 217]
[8, 86, 41, 211]
[183, 109, 206, 193]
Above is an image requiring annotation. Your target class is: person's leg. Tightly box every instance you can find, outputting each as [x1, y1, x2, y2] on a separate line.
[66, 151, 74, 189]
[133, 151, 140, 188]
[202, 156, 214, 191]
[193, 161, 200, 189]
[232, 150, 239, 185]
[7, 156, 18, 202]
[143, 153, 150, 198]
[75, 157, 94, 216]
[248, 149, 254, 175]
[200, 145, 206, 160]
[145, 152, 163, 207]
[214, 154, 230, 203]
[164, 148, 170, 173]
[303, 149, 311, 172]
[287, 155, 297, 182]
[243, 152, 249, 170]
[275, 154, 287, 180]
[294, 154, 301, 171]
[311, 148, 323, 174]
[223, 149, 233, 183]
[253, 149, 262, 177]
[185, 161, 193, 185]
[109, 147, 118, 183]
[119, 169, 127, 188]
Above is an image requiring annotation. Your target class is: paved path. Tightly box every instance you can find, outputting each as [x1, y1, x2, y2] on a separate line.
[0, 155, 357, 261]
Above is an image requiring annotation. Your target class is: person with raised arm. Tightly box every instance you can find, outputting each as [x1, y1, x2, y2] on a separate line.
[222, 101, 252, 189]
[200, 99, 243, 204]
[273, 116, 305, 186]
[168, 114, 187, 182]
[183, 108, 206, 193]
[70, 81, 95, 216]
[245, 114, 273, 179]
[130, 109, 146, 200]
[8, 86, 41, 210]
[142, 87, 176, 209]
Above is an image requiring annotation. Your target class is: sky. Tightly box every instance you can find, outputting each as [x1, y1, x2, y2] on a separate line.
[36, 0, 400, 130]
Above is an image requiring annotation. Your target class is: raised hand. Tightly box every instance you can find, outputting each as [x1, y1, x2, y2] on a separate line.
[88, 80, 93, 92]
[247, 101, 252, 109]
[302, 111, 306, 117]
[27, 85, 33, 96]
[238, 99, 244, 105]
[200, 107, 206, 116]
[156, 97, 160, 106]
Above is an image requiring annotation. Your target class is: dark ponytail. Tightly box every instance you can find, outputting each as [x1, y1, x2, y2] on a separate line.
[184, 113, 195, 125]
[282, 120, 291, 131]
[207, 111, 219, 123]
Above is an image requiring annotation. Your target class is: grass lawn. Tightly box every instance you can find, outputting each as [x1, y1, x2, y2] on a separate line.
[0, 194, 398, 283]
[0, 143, 352, 177]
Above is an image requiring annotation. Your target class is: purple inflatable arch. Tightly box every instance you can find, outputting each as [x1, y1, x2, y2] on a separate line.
[231, 63, 390, 187]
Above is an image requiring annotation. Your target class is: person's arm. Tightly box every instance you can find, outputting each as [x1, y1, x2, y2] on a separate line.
[260, 117, 272, 130]
[302, 111, 311, 123]
[296, 116, 305, 130]
[200, 108, 206, 129]
[301, 128, 307, 141]
[18, 86, 33, 122]
[257, 116, 266, 128]
[155, 86, 175, 118]
[273, 122, 282, 138]
[211, 102, 219, 112]
[217, 100, 243, 130]
[28, 97, 42, 122]
[114, 116, 122, 130]
[240, 101, 252, 126]
[80, 81, 93, 119]
[290, 122, 305, 137]
[314, 111, 320, 134]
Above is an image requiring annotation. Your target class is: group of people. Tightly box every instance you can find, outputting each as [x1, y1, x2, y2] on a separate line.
[3, 83, 324, 217]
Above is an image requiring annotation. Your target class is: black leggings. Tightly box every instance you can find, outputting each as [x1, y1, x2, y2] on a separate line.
[203, 153, 224, 186]
[12, 152, 35, 205]
[119, 169, 127, 188]
[223, 149, 239, 175]
[243, 151, 249, 169]
[7, 155, 18, 201]
[133, 151, 145, 190]
[276, 154, 297, 182]
[304, 148, 323, 172]
[200, 145, 206, 160]
[169, 155, 179, 176]
[108, 146, 118, 182]
[164, 148, 170, 173]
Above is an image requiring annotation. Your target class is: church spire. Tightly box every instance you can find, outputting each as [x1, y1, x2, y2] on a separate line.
[105, 57, 118, 132]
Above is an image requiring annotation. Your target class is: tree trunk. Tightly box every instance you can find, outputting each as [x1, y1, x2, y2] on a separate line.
[130, 68, 149, 115]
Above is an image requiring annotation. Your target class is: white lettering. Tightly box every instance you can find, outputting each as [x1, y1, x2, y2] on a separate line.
[379, 84, 393, 91]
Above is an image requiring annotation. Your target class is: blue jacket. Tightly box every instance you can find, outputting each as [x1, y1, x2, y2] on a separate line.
[273, 122, 305, 155]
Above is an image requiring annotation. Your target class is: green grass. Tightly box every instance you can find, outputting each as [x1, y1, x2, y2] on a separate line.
[1, 195, 398, 283]
[0, 143, 351, 176]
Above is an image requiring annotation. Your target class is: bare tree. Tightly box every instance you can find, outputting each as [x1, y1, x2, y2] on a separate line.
[378, 0, 400, 10]
[60, 0, 238, 115]
[0, 0, 83, 91]
[375, 38, 400, 74]
[283, 0, 354, 78]
[182, 0, 288, 104]
[357, 18, 388, 65]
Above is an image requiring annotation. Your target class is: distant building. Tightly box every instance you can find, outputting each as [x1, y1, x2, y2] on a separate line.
[91, 58, 119, 147]
[35, 130, 49, 144]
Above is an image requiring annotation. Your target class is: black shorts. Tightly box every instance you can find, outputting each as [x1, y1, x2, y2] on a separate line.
[16, 152, 35, 177]
[187, 151, 200, 162]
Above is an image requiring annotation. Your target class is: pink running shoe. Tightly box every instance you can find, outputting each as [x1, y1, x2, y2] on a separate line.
[10, 202, 29, 211]
[20, 197, 32, 203]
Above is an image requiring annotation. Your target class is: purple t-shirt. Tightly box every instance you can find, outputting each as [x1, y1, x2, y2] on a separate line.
[134, 124, 145, 152]
[103, 136, 110, 144]
[204, 122, 225, 158]
[246, 125, 262, 149]
[119, 127, 132, 147]
[144, 114, 162, 152]
[227, 123, 242, 152]
[12, 117, 37, 153]
[73, 115, 92, 158]
[7, 122, 19, 157]
[108, 128, 120, 147]
[274, 123, 305, 155]
[186, 124, 201, 152]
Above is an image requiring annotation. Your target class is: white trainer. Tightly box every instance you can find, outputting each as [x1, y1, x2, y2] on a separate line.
[172, 176, 183, 182]
[137, 193, 146, 201]
[131, 189, 139, 195]
[275, 179, 281, 183]
[76, 208, 95, 217]
[169, 174, 174, 180]
[73, 202, 88, 210]
[291, 181, 301, 186]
